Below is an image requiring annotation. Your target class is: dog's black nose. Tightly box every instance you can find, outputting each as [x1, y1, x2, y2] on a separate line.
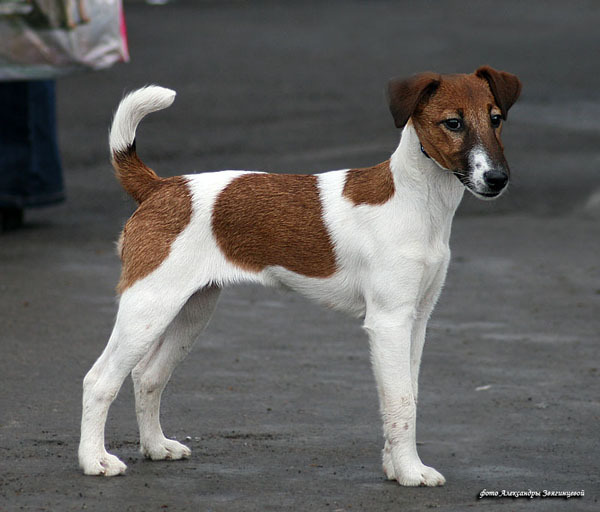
[483, 169, 508, 190]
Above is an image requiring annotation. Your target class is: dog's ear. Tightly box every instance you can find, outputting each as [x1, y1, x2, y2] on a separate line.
[387, 72, 441, 129]
[475, 66, 522, 120]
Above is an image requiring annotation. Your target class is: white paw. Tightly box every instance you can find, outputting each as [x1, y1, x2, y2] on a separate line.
[80, 451, 127, 476]
[382, 442, 396, 480]
[141, 438, 191, 461]
[395, 462, 446, 487]
[381, 443, 445, 486]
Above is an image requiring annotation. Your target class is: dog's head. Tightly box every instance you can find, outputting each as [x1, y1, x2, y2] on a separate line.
[388, 66, 522, 199]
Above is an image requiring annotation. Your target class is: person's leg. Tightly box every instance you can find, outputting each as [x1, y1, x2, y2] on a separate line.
[0, 81, 29, 224]
[26, 80, 65, 208]
[0, 80, 64, 231]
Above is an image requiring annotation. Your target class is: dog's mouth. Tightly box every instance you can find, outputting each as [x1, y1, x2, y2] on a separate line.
[452, 170, 507, 200]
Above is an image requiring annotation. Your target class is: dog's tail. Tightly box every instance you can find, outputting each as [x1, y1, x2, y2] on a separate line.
[109, 86, 176, 203]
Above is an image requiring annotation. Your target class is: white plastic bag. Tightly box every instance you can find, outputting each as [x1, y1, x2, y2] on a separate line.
[0, 0, 129, 80]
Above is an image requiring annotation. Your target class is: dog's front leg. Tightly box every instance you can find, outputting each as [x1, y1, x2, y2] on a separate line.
[411, 255, 450, 403]
[364, 304, 445, 486]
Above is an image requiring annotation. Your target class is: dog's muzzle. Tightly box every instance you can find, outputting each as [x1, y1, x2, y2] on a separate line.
[453, 167, 509, 199]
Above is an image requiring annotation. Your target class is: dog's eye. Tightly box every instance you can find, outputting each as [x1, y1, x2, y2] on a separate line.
[490, 114, 502, 128]
[443, 118, 463, 132]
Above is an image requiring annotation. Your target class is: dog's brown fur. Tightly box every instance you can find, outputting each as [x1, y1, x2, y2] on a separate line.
[117, 177, 193, 294]
[212, 173, 337, 278]
[112, 147, 162, 205]
[343, 160, 395, 206]
[388, 67, 521, 174]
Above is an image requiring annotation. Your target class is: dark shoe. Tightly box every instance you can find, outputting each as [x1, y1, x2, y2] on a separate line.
[1, 207, 24, 231]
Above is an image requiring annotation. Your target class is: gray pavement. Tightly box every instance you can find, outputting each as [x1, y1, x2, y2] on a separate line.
[1, 1, 599, 510]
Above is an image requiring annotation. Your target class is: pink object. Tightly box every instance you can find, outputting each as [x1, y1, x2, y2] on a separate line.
[119, 2, 130, 62]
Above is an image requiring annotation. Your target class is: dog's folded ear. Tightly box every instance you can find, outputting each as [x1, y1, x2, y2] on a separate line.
[475, 66, 522, 120]
[387, 72, 441, 129]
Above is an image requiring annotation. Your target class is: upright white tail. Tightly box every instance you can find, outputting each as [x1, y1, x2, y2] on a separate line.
[109, 86, 176, 204]
[109, 86, 176, 154]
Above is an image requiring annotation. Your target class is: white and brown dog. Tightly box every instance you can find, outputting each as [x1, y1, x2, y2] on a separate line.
[79, 66, 521, 485]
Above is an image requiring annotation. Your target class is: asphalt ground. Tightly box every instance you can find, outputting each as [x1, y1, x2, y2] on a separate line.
[1, 1, 599, 511]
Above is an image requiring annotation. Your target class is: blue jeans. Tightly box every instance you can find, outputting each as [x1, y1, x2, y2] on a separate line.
[0, 80, 65, 208]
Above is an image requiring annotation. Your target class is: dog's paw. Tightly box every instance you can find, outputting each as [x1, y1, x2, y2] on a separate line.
[80, 451, 127, 476]
[141, 438, 191, 461]
[382, 441, 396, 480]
[381, 444, 445, 486]
[394, 462, 446, 487]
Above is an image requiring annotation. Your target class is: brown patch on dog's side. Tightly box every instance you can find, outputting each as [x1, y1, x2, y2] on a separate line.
[212, 173, 337, 278]
[342, 160, 395, 206]
[117, 177, 192, 293]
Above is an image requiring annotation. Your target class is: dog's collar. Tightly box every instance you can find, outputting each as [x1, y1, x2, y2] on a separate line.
[420, 141, 462, 182]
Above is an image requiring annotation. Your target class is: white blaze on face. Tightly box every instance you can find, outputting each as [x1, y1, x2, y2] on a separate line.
[468, 145, 493, 193]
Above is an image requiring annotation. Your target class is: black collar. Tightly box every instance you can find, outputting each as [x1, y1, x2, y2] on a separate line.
[420, 143, 431, 159]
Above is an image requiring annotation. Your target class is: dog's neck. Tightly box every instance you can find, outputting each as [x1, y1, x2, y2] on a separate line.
[390, 123, 465, 214]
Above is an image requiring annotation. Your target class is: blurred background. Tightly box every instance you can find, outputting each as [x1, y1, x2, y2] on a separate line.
[56, 0, 600, 220]
[1, 1, 599, 511]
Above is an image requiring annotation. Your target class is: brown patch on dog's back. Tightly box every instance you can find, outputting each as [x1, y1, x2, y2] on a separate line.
[117, 177, 192, 294]
[342, 160, 394, 206]
[212, 173, 337, 278]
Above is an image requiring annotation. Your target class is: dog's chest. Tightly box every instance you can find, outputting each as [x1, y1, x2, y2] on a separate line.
[261, 196, 454, 318]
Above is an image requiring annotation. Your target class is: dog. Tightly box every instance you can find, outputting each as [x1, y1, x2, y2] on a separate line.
[79, 66, 521, 486]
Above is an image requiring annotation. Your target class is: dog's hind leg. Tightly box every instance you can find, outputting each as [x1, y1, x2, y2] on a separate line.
[78, 288, 191, 476]
[131, 286, 220, 461]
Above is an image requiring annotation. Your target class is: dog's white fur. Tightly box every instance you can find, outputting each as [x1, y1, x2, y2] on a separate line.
[79, 84, 505, 485]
